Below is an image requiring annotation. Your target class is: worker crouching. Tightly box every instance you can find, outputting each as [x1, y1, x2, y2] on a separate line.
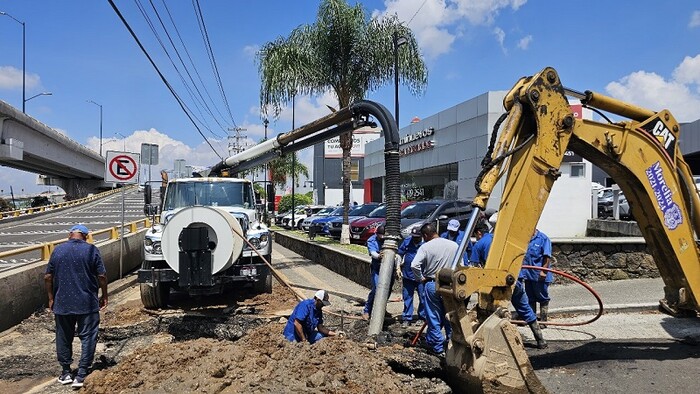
[283, 290, 342, 343]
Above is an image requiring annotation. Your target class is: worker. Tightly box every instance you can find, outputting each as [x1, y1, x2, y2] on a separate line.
[44, 224, 108, 389]
[468, 220, 548, 349]
[522, 229, 554, 326]
[396, 227, 426, 328]
[283, 290, 341, 343]
[411, 223, 458, 357]
[362, 225, 397, 320]
[441, 219, 470, 265]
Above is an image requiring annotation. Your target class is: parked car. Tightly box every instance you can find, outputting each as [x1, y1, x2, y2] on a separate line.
[325, 203, 382, 238]
[597, 187, 633, 220]
[281, 205, 324, 229]
[349, 201, 415, 244]
[308, 207, 345, 234]
[274, 209, 291, 226]
[301, 206, 336, 231]
[400, 199, 473, 238]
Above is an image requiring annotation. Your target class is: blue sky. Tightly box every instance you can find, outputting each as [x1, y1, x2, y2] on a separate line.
[1, 0, 699, 195]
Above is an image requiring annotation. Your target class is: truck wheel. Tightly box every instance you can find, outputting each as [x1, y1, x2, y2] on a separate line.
[140, 282, 170, 309]
[254, 272, 273, 294]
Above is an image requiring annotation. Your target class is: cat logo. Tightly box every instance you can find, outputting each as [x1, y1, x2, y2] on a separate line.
[641, 118, 676, 160]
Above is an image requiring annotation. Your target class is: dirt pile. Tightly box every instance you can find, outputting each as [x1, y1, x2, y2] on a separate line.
[85, 322, 450, 394]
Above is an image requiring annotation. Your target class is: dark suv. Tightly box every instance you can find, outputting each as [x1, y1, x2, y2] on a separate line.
[400, 199, 473, 238]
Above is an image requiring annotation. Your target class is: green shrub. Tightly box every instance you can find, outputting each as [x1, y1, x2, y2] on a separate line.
[278, 193, 313, 213]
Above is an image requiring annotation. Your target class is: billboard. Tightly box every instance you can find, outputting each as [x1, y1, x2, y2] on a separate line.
[324, 126, 381, 158]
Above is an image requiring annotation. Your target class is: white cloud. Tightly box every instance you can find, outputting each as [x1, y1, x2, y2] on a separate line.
[517, 34, 532, 50]
[374, 0, 527, 60]
[242, 44, 260, 60]
[493, 27, 506, 53]
[605, 54, 700, 122]
[689, 10, 700, 28]
[0, 66, 41, 90]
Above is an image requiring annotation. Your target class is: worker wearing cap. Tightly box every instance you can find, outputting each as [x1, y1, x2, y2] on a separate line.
[441, 219, 470, 266]
[283, 290, 340, 343]
[397, 227, 426, 327]
[44, 224, 108, 388]
[362, 225, 395, 320]
[411, 223, 458, 356]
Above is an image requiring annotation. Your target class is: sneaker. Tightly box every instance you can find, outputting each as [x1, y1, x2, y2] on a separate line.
[72, 376, 85, 389]
[58, 372, 73, 385]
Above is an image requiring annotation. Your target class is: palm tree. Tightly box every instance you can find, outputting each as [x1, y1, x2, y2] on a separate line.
[257, 0, 427, 243]
[267, 152, 310, 190]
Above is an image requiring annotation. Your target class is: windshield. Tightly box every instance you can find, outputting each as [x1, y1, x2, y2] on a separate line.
[350, 204, 378, 216]
[316, 207, 334, 215]
[401, 203, 440, 219]
[367, 205, 386, 218]
[163, 181, 254, 210]
[327, 207, 344, 216]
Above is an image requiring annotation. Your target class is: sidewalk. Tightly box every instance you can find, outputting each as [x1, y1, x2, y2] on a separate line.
[547, 277, 663, 315]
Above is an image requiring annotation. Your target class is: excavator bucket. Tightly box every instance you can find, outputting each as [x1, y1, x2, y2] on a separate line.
[445, 312, 547, 393]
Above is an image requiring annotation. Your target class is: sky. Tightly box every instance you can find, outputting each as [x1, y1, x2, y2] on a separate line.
[1, 0, 699, 196]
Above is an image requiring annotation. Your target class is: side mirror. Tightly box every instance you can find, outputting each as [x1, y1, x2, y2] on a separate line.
[143, 204, 160, 217]
[144, 184, 152, 205]
[438, 214, 448, 220]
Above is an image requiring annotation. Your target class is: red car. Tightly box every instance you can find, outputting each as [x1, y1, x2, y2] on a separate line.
[349, 201, 414, 245]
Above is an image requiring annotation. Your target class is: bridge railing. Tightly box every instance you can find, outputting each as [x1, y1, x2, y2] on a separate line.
[0, 217, 153, 262]
[0, 186, 135, 220]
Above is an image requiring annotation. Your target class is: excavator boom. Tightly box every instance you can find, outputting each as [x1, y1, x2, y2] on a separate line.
[439, 67, 700, 392]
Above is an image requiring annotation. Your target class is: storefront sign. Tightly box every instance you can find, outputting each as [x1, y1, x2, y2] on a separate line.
[324, 127, 380, 158]
[400, 140, 435, 157]
[404, 187, 425, 199]
[400, 127, 434, 145]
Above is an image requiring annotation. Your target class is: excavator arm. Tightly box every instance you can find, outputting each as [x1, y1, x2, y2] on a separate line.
[438, 67, 700, 392]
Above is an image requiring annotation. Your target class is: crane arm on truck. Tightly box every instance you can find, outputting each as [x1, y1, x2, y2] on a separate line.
[438, 67, 700, 392]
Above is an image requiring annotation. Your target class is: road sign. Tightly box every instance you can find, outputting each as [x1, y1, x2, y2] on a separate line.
[105, 151, 140, 184]
[140, 143, 159, 165]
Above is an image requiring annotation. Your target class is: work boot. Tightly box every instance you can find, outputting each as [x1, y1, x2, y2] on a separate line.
[528, 321, 548, 349]
[540, 303, 549, 328]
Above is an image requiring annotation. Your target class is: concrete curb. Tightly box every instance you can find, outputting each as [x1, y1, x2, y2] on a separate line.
[548, 302, 658, 317]
[108, 272, 139, 296]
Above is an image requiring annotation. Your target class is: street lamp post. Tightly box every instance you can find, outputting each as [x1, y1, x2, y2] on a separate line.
[87, 100, 103, 156]
[263, 118, 269, 224]
[1, 11, 25, 113]
[114, 132, 126, 150]
[291, 93, 296, 230]
[393, 31, 408, 127]
[25, 92, 52, 105]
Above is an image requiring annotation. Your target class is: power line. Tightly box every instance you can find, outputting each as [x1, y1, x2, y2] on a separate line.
[107, 0, 223, 159]
[407, 0, 428, 27]
[193, 0, 238, 129]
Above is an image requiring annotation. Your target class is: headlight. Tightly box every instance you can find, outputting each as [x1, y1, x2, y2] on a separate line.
[144, 238, 162, 255]
[249, 238, 261, 248]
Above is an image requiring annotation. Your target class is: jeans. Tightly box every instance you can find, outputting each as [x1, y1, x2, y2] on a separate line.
[55, 312, 100, 377]
[402, 278, 426, 322]
[424, 281, 451, 353]
[512, 281, 536, 324]
[364, 269, 396, 316]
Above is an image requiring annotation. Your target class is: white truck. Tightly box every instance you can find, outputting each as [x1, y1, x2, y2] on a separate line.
[138, 177, 273, 309]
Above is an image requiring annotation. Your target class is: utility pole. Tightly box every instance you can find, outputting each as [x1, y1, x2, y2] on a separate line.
[227, 126, 248, 156]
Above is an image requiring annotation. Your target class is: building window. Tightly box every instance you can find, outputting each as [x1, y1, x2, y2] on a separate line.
[350, 160, 360, 182]
[570, 163, 585, 178]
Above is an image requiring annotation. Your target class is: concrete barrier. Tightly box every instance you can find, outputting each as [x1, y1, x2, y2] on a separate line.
[587, 219, 643, 237]
[0, 229, 146, 332]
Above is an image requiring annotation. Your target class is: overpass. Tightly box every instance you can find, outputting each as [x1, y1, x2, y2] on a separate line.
[0, 99, 108, 198]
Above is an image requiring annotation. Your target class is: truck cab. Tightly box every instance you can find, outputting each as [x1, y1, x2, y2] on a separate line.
[138, 177, 273, 309]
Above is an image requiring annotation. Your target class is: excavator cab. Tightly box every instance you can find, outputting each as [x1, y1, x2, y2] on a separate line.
[439, 67, 700, 392]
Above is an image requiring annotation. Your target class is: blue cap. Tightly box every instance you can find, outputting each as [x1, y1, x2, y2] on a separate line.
[70, 224, 89, 234]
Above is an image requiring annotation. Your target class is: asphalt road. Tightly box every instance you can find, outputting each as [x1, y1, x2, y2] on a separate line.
[0, 188, 149, 270]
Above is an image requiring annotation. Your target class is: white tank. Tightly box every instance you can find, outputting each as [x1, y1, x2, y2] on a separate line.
[161, 206, 244, 274]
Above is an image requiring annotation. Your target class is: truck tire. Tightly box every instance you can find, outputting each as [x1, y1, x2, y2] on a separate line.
[140, 282, 170, 309]
[254, 272, 273, 294]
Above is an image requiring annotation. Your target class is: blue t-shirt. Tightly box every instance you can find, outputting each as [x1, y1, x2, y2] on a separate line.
[397, 237, 423, 281]
[46, 239, 106, 315]
[440, 230, 471, 266]
[469, 233, 493, 266]
[283, 299, 324, 342]
[366, 234, 384, 272]
[521, 230, 553, 282]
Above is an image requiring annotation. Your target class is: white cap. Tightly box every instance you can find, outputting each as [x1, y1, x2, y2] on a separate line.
[447, 219, 460, 231]
[314, 289, 331, 306]
[488, 212, 498, 226]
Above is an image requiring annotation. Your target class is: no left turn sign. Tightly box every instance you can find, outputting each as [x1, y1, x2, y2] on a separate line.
[105, 151, 141, 184]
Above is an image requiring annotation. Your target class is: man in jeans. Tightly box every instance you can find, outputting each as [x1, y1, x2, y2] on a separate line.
[45, 224, 108, 388]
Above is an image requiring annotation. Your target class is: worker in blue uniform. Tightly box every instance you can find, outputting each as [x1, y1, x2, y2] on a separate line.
[363, 226, 395, 320]
[441, 219, 470, 265]
[283, 290, 340, 343]
[469, 221, 547, 348]
[397, 227, 426, 327]
[521, 229, 554, 326]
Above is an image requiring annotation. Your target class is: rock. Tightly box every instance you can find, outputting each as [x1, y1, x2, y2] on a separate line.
[611, 269, 629, 280]
[308, 370, 327, 388]
[211, 366, 226, 378]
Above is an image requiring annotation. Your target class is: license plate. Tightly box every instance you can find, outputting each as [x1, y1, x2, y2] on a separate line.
[351, 234, 360, 239]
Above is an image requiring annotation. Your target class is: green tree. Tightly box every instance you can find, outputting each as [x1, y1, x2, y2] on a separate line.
[278, 193, 313, 214]
[257, 0, 427, 243]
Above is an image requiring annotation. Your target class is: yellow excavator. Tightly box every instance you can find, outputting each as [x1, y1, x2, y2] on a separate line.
[439, 67, 700, 392]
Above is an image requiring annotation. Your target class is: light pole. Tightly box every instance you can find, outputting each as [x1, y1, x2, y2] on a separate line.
[114, 132, 126, 150]
[87, 100, 103, 156]
[393, 31, 408, 127]
[263, 118, 269, 224]
[291, 93, 296, 230]
[25, 92, 52, 106]
[0, 11, 25, 113]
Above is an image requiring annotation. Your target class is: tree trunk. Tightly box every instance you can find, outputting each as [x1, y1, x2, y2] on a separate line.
[339, 131, 352, 244]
